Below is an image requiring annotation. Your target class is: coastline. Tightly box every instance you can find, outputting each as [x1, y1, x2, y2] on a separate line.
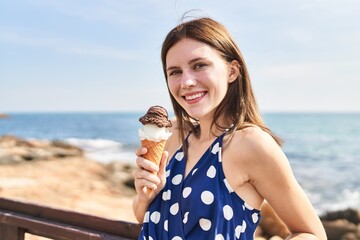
[0, 157, 137, 222]
[0, 135, 359, 239]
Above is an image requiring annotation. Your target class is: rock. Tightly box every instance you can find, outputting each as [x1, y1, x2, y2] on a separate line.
[29, 139, 52, 148]
[104, 161, 136, 195]
[341, 232, 359, 240]
[0, 135, 23, 148]
[0, 135, 83, 164]
[124, 177, 135, 189]
[0, 151, 24, 164]
[48, 146, 83, 158]
[0, 135, 34, 147]
[321, 208, 360, 225]
[322, 219, 358, 240]
[52, 140, 83, 152]
[321, 209, 360, 240]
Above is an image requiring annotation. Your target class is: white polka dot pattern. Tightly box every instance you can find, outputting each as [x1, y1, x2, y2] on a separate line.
[143, 211, 149, 223]
[211, 142, 220, 154]
[241, 220, 247, 233]
[183, 211, 189, 224]
[164, 220, 168, 231]
[206, 165, 216, 178]
[215, 234, 225, 240]
[218, 147, 222, 162]
[170, 203, 179, 215]
[182, 187, 192, 198]
[138, 132, 261, 239]
[175, 152, 184, 161]
[172, 236, 182, 240]
[223, 205, 234, 220]
[171, 174, 183, 185]
[150, 211, 160, 224]
[201, 191, 214, 205]
[252, 212, 259, 223]
[199, 218, 212, 231]
[235, 225, 241, 238]
[162, 189, 171, 201]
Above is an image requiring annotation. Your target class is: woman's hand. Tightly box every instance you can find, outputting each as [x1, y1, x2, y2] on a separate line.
[134, 146, 169, 202]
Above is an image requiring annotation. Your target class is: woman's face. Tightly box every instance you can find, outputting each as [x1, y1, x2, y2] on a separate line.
[166, 38, 237, 121]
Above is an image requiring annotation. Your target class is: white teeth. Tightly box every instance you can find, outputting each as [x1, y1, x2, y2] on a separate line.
[185, 92, 205, 100]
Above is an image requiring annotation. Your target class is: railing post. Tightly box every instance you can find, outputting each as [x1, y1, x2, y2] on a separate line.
[0, 224, 25, 240]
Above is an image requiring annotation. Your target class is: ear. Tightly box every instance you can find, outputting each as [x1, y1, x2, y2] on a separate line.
[228, 60, 240, 83]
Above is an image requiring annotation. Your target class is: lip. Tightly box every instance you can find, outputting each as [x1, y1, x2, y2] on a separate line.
[182, 91, 207, 104]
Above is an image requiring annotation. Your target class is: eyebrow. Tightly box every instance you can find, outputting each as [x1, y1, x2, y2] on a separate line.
[166, 57, 207, 72]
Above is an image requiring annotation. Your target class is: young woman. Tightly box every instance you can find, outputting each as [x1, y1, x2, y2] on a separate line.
[133, 17, 327, 240]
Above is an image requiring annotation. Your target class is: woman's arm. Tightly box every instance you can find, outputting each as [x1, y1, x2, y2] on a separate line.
[132, 148, 168, 223]
[243, 127, 327, 239]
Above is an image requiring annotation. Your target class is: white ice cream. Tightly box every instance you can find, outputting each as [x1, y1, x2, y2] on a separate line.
[138, 123, 172, 142]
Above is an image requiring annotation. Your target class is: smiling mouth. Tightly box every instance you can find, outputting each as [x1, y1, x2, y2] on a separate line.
[183, 92, 206, 102]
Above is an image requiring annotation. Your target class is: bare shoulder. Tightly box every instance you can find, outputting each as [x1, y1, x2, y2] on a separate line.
[224, 125, 286, 174]
[229, 125, 281, 157]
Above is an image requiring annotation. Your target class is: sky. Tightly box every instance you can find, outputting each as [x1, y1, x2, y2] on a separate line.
[0, 0, 359, 113]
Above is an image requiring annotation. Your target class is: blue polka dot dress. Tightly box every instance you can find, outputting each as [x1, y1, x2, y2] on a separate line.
[138, 131, 261, 240]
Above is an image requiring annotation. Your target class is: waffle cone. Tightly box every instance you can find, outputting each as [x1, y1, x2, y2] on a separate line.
[141, 139, 166, 166]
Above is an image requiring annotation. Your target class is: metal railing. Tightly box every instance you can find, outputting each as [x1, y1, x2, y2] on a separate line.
[0, 198, 141, 240]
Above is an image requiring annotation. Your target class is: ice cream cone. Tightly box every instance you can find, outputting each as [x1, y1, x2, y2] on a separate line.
[138, 105, 172, 197]
[141, 139, 166, 166]
[141, 139, 166, 196]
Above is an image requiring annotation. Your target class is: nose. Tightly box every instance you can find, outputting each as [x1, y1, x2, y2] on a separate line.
[180, 70, 196, 89]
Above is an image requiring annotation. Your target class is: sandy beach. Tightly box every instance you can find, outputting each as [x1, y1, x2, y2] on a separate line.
[0, 157, 137, 223]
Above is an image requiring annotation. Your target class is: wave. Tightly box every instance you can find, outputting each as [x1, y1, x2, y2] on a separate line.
[311, 188, 360, 215]
[64, 138, 136, 164]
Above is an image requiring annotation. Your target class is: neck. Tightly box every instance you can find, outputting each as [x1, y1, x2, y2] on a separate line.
[197, 117, 230, 142]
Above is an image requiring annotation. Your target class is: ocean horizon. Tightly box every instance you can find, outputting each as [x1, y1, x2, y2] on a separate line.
[1, 111, 359, 215]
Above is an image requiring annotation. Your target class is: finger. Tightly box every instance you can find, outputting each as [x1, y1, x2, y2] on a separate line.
[134, 170, 161, 185]
[158, 151, 169, 174]
[135, 146, 147, 157]
[136, 157, 159, 172]
[134, 178, 158, 192]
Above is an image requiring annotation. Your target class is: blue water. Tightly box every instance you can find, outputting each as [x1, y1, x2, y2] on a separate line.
[1, 112, 359, 214]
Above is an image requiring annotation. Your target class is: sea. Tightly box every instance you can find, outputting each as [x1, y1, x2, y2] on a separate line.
[0, 112, 359, 214]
